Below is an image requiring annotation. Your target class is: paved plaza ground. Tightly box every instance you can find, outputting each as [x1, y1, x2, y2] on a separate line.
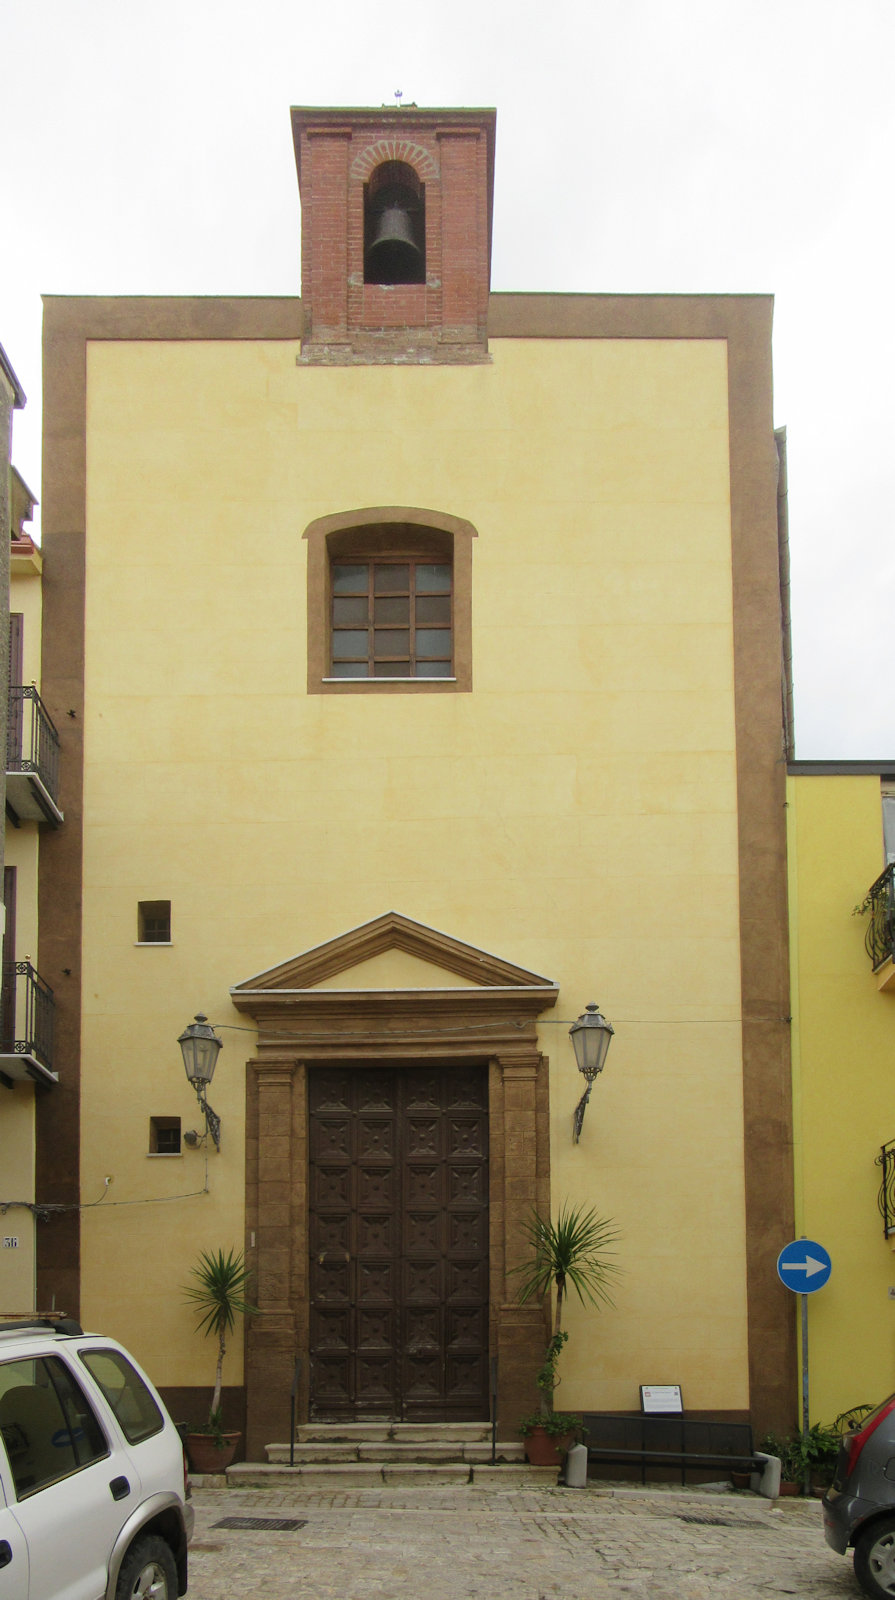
[186, 1480, 860, 1599]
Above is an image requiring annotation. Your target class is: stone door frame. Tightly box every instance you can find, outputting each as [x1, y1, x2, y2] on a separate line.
[232, 913, 558, 1460]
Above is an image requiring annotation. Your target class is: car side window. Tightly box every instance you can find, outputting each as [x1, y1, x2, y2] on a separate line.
[79, 1348, 164, 1444]
[0, 1356, 108, 1499]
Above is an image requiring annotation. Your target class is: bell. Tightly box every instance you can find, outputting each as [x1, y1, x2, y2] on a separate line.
[365, 204, 423, 284]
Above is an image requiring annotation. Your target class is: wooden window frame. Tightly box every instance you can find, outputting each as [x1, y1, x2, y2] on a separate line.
[304, 507, 476, 695]
[331, 555, 452, 679]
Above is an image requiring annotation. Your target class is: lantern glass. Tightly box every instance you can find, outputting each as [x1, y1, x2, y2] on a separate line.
[569, 1003, 614, 1079]
[178, 1013, 223, 1088]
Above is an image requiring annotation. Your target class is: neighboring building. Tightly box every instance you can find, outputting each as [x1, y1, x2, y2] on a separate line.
[1, 346, 61, 1314]
[0, 342, 20, 809]
[37, 105, 795, 1455]
[787, 761, 895, 1422]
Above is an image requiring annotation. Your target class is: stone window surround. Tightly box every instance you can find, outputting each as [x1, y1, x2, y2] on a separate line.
[304, 506, 476, 694]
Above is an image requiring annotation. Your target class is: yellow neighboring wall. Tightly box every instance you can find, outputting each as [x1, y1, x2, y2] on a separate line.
[0, 1085, 36, 1309]
[0, 555, 46, 1312]
[788, 772, 895, 1422]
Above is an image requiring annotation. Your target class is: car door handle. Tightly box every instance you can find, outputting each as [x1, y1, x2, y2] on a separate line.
[110, 1475, 130, 1501]
[0, 1541, 12, 1569]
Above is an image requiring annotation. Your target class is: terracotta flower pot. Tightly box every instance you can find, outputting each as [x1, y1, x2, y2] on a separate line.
[778, 1480, 800, 1496]
[186, 1431, 241, 1474]
[730, 1470, 751, 1489]
[523, 1426, 571, 1466]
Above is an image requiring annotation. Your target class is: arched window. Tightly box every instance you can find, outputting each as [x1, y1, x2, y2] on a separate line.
[363, 162, 426, 286]
[304, 508, 476, 694]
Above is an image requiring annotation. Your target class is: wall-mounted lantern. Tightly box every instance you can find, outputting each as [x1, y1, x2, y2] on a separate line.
[569, 1002, 614, 1144]
[177, 1012, 223, 1150]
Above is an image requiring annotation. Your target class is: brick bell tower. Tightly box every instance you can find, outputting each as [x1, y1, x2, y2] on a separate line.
[291, 104, 496, 364]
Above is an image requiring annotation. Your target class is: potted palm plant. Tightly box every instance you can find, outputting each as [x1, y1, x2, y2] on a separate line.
[182, 1246, 257, 1473]
[513, 1202, 620, 1465]
[759, 1430, 804, 1495]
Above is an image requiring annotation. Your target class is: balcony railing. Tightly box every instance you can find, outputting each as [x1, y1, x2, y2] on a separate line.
[858, 863, 895, 972]
[877, 1139, 895, 1237]
[6, 685, 62, 823]
[0, 961, 56, 1083]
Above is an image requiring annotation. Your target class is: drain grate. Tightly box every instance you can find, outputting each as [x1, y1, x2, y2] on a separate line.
[212, 1516, 306, 1532]
[677, 1514, 758, 1529]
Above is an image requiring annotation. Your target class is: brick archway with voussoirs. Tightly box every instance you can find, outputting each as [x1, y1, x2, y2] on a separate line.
[231, 912, 558, 1461]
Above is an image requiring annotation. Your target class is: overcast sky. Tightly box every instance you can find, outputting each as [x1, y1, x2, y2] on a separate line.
[2, 0, 892, 759]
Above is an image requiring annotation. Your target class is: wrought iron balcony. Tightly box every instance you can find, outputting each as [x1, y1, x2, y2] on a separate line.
[0, 961, 57, 1085]
[877, 1139, 895, 1237]
[6, 684, 63, 825]
[858, 863, 895, 973]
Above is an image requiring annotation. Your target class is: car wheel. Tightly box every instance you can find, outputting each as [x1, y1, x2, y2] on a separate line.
[115, 1535, 178, 1600]
[855, 1517, 895, 1599]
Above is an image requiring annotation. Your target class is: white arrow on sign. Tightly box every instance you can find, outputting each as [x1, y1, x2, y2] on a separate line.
[786, 1254, 827, 1277]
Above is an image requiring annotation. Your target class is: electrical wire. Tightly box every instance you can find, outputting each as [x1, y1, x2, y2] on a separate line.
[1, 1145, 212, 1218]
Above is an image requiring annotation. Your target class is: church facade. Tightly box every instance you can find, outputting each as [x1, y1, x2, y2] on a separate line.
[35, 105, 795, 1455]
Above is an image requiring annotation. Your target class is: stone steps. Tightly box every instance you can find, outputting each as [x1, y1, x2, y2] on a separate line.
[224, 1419, 557, 1489]
[294, 1422, 493, 1443]
[265, 1439, 526, 1464]
[228, 1460, 558, 1488]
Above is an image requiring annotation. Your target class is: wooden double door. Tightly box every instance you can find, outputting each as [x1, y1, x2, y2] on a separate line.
[308, 1064, 489, 1421]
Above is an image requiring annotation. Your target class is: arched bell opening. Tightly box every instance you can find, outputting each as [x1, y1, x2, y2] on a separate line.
[364, 161, 426, 285]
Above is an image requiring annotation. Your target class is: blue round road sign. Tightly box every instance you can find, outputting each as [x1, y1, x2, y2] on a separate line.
[776, 1239, 832, 1294]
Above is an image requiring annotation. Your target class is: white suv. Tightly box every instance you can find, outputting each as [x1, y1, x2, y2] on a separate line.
[0, 1318, 193, 1600]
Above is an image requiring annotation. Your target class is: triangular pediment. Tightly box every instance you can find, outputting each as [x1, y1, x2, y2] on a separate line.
[231, 911, 556, 995]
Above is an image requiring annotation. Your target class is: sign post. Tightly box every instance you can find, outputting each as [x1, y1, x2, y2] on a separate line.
[776, 1239, 832, 1442]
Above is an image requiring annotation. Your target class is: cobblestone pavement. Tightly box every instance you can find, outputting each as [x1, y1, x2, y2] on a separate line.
[186, 1481, 860, 1600]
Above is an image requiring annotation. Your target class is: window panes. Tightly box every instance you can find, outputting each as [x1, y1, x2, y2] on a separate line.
[79, 1349, 164, 1445]
[47, 1359, 108, 1467]
[331, 558, 452, 678]
[415, 629, 449, 657]
[0, 1356, 108, 1498]
[137, 901, 170, 943]
[332, 564, 368, 593]
[332, 630, 369, 659]
[374, 563, 409, 592]
[333, 596, 369, 625]
[373, 596, 409, 624]
[883, 794, 895, 864]
[375, 629, 410, 655]
[415, 594, 450, 625]
[417, 564, 451, 592]
[373, 660, 412, 677]
[149, 1116, 181, 1154]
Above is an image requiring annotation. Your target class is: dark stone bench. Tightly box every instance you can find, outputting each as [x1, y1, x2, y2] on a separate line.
[581, 1412, 780, 1497]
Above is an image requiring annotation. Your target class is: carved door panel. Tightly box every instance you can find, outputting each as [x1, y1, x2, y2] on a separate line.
[308, 1064, 488, 1421]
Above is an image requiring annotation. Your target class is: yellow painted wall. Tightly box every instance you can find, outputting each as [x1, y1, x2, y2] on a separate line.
[80, 335, 747, 1407]
[788, 774, 895, 1422]
[0, 1084, 36, 1310]
[0, 561, 46, 1313]
[10, 558, 43, 684]
[6, 556, 42, 968]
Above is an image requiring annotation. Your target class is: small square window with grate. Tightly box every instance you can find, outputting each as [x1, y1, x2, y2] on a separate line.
[149, 1117, 181, 1154]
[138, 901, 171, 943]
